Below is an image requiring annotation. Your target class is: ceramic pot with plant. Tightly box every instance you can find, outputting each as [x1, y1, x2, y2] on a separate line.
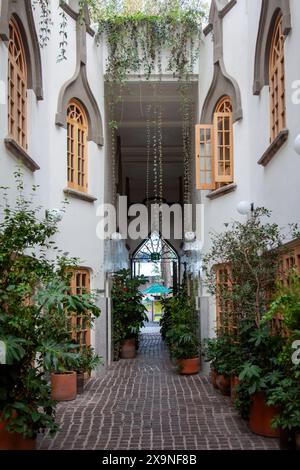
[238, 361, 283, 438]
[163, 286, 200, 375]
[112, 270, 148, 360]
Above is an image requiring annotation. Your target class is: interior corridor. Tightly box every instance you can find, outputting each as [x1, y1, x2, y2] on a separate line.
[38, 328, 279, 450]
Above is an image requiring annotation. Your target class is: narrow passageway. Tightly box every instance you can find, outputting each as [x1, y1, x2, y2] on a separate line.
[38, 328, 279, 450]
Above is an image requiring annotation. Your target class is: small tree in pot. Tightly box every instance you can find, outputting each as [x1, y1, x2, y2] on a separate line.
[165, 287, 201, 375]
[0, 173, 101, 448]
[112, 269, 148, 360]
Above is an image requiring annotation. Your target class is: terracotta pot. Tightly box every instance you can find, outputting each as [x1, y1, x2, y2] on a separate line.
[0, 417, 18, 450]
[216, 374, 231, 396]
[120, 338, 136, 359]
[17, 437, 36, 450]
[210, 369, 219, 389]
[76, 371, 85, 394]
[230, 375, 240, 402]
[279, 428, 296, 450]
[249, 392, 280, 438]
[177, 357, 200, 375]
[51, 371, 77, 401]
[0, 416, 36, 450]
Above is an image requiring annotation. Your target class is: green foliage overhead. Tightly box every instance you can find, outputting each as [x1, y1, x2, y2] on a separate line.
[89, 0, 207, 82]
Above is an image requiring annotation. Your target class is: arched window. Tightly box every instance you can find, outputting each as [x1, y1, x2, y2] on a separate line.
[67, 100, 88, 192]
[269, 14, 286, 141]
[196, 96, 233, 190]
[8, 19, 27, 150]
[214, 96, 233, 184]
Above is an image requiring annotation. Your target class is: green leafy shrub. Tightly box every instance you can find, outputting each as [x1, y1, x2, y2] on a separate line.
[0, 172, 101, 439]
[112, 269, 148, 360]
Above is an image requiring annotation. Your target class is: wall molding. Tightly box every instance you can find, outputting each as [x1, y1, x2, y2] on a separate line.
[0, 0, 43, 100]
[258, 129, 289, 166]
[201, 60, 243, 124]
[56, 4, 103, 146]
[4, 137, 40, 172]
[59, 1, 95, 37]
[201, 0, 242, 124]
[253, 0, 291, 95]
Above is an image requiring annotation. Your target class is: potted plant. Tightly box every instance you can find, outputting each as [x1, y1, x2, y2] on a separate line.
[0, 174, 101, 448]
[112, 270, 147, 360]
[75, 346, 102, 394]
[236, 322, 284, 437]
[202, 335, 241, 396]
[164, 286, 200, 375]
[261, 273, 300, 447]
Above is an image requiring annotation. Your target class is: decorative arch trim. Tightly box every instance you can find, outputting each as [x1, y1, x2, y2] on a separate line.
[56, 63, 104, 146]
[0, 0, 43, 100]
[200, 60, 243, 124]
[253, 0, 291, 95]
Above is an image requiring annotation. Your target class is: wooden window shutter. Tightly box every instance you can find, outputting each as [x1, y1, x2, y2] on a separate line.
[213, 112, 233, 183]
[195, 124, 215, 190]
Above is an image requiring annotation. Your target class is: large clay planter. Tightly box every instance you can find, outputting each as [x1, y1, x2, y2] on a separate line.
[177, 357, 200, 375]
[0, 417, 18, 450]
[0, 416, 36, 450]
[210, 369, 219, 389]
[120, 338, 136, 359]
[230, 376, 240, 402]
[51, 371, 77, 401]
[249, 392, 280, 438]
[216, 374, 231, 396]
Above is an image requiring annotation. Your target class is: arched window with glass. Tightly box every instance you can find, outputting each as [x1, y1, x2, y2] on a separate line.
[196, 96, 234, 190]
[8, 18, 27, 150]
[67, 100, 88, 192]
[269, 13, 286, 142]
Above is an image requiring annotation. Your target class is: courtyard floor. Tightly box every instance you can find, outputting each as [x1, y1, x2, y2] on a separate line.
[38, 327, 279, 450]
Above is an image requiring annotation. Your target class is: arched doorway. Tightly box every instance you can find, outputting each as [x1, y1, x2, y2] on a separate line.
[131, 232, 179, 322]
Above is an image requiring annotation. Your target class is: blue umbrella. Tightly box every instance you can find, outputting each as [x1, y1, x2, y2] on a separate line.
[141, 284, 171, 295]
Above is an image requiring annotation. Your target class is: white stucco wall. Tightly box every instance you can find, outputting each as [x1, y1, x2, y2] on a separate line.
[0, 0, 109, 369]
[197, 0, 300, 335]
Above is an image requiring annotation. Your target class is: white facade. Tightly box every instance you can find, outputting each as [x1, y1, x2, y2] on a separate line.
[197, 0, 300, 338]
[1, 0, 300, 369]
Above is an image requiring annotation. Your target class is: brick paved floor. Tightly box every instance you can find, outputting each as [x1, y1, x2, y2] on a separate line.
[38, 329, 279, 450]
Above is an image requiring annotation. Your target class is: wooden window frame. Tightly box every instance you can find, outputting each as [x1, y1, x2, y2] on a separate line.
[69, 268, 91, 350]
[67, 100, 88, 193]
[269, 14, 286, 142]
[195, 124, 215, 190]
[8, 18, 27, 150]
[196, 96, 234, 191]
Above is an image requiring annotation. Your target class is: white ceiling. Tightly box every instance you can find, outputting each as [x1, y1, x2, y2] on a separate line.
[113, 81, 198, 204]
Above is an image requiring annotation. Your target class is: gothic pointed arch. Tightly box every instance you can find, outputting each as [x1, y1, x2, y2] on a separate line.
[201, 0, 242, 124]
[0, 0, 43, 100]
[56, 63, 104, 146]
[253, 0, 291, 95]
[55, 8, 103, 146]
[200, 60, 243, 124]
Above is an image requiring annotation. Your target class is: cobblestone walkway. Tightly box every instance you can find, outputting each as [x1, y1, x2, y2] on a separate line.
[38, 329, 279, 450]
